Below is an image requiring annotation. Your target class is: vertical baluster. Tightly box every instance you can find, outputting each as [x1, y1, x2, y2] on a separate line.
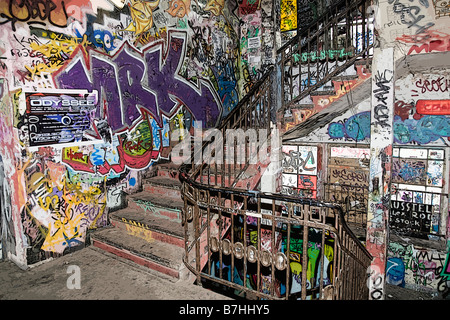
[289, 44, 295, 100]
[230, 193, 235, 284]
[257, 197, 261, 295]
[334, 208, 340, 299]
[271, 199, 277, 298]
[301, 204, 309, 300]
[319, 218, 326, 299]
[281, 49, 287, 106]
[297, 35, 303, 97]
[229, 121, 233, 188]
[183, 191, 190, 276]
[194, 203, 201, 285]
[346, 0, 352, 52]
[207, 192, 211, 278]
[218, 192, 223, 280]
[307, 29, 311, 96]
[243, 196, 248, 292]
[285, 204, 291, 299]
[361, 0, 367, 57]
[354, 3, 360, 58]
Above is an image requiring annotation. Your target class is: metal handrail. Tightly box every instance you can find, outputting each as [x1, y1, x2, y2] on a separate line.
[179, 66, 274, 189]
[180, 168, 372, 299]
[178, 0, 374, 299]
[277, 0, 374, 112]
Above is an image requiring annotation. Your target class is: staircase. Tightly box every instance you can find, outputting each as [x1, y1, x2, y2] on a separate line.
[91, 163, 188, 280]
[179, 0, 374, 300]
[91, 0, 375, 299]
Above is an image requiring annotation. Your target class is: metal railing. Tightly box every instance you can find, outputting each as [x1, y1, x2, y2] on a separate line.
[179, 174, 373, 300]
[178, 74, 372, 299]
[323, 183, 369, 228]
[185, 66, 274, 189]
[278, 0, 374, 112]
[178, 0, 374, 299]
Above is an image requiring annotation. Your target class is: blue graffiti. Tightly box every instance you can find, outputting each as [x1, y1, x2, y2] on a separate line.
[74, 14, 121, 54]
[211, 60, 238, 117]
[393, 115, 450, 144]
[327, 111, 371, 141]
[386, 257, 406, 287]
[327, 111, 450, 145]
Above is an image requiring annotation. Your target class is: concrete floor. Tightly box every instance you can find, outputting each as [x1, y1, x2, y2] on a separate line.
[0, 246, 230, 300]
[1, 244, 447, 302]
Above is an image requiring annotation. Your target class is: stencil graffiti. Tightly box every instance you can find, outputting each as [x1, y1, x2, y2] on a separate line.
[390, 200, 433, 234]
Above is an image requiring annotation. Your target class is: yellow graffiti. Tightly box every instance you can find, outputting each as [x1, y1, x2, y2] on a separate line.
[124, 0, 160, 35]
[25, 34, 89, 80]
[204, 0, 225, 16]
[40, 209, 85, 252]
[125, 224, 154, 242]
[280, 0, 297, 32]
[290, 261, 302, 275]
[25, 162, 107, 254]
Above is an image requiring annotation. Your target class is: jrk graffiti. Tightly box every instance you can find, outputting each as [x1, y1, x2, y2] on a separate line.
[54, 30, 222, 132]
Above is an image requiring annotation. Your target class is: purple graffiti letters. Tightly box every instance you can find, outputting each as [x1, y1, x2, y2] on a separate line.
[54, 31, 222, 132]
[145, 34, 221, 127]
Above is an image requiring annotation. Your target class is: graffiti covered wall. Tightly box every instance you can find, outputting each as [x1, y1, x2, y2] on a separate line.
[0, 0, 276, 265]
[387, 241, 449, 298]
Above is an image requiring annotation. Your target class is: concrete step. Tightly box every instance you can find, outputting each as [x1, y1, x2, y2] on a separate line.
[127, 191, 184, 222]
[310, 89, 337, 97]
[153, 162, 180, 180]
[143, 175, 182, 199]
[110, 208, 184, 248]
[91, 227, 188, 280]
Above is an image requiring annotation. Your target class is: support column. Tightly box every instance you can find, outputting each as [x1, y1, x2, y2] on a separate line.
[366, 46, 394, 300]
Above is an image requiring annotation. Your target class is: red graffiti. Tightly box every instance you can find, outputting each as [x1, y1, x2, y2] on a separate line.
[394, 100, 415, 121]
[416, 99, 450, 115]
[396, 30, 450, 55]
[415, 77, 450, 93]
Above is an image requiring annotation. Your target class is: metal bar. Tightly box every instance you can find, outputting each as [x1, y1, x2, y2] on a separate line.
[257, 197, 261, 295]
[194, 202, 201, 285]
[230, 193, 235, 284]
[243, 196, 248, 291]
[271, 199, 277, 298]
[219, 192, 223, 280]
[285, 203, 292, 300]
[207, 193, 211, 277]
[319, 221, 326, 299]
[301, 205, 309, 300]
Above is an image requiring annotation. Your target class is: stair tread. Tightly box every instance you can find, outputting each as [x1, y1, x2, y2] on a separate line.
[144, 175, 182, 189]
[331, 74, 359, 81]
[155, 161, 180, 170]
[310, 90, 336, 96]
[91, 227, 184, 269]
[110, 208, 184, 238]
[129, 191, 184, 210]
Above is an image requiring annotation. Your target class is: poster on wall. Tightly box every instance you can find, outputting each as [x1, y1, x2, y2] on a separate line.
[281, 145, 318, 198]
[390, 200, 434, 235]
[24, 90, 98, 148]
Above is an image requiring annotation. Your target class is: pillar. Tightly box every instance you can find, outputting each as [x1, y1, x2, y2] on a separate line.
[366, 46, 394, 300]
